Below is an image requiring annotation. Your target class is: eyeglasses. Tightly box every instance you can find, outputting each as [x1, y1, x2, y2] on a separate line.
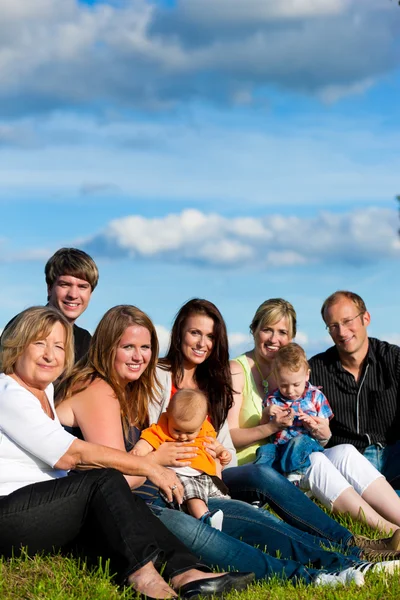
[325, 312, 364, 334]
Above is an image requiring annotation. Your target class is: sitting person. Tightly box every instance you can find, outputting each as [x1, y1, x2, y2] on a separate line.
[135, 388, 231, 529]
[0, 306, 253, 600]
[309, 290, 400, 489]
[255, 343, 331, 483]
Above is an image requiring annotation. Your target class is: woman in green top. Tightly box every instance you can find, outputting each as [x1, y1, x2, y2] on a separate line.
[227, 298, 400, 534]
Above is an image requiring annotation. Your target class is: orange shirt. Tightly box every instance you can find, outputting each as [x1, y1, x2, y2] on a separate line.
[140, 413, 217, 476]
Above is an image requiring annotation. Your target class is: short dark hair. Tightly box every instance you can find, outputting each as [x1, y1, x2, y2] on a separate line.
[321, 291, 367, 322]
[45, 248, 99, 291]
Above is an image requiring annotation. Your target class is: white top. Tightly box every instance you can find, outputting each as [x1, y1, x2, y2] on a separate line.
[0, 373, 76, 496]
[152, 367, 238, 469]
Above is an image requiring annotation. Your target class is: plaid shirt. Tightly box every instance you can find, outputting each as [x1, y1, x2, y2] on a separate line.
[263, 381, 333, 445]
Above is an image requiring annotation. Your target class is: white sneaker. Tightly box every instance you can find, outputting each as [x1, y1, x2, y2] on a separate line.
[314, 567, 365, 587]
[286, 472, 302, 486]
[348, 560, 400, 576]
[371, 560, 400, 575]
[200, 509, 224, 531]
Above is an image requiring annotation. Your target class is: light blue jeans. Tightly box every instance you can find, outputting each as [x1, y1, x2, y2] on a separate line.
[149, 497, 362, 583]
[222, 462, 353, 544]
[363, 442, 400, 494]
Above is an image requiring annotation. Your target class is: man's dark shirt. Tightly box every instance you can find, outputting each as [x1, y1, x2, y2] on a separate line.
[73, 324, 91, 363]
[309, 338, 400, 452]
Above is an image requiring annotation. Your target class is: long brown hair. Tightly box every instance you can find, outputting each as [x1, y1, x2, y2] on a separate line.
[159, 299, 233, 432]
[56, 305, 159, 429]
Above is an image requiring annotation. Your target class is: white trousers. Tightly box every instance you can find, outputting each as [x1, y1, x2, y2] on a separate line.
[301, 444, 384, 508]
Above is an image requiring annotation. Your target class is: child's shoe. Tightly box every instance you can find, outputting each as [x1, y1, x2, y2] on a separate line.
[286, 471, 303, 487]
[200, 509, 224, 530]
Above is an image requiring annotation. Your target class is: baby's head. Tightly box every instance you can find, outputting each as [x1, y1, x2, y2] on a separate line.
[273, 343, 310, 401]
[166, 389, 208, 441]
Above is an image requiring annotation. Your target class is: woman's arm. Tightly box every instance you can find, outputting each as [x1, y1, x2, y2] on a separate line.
[228, 359, 281, 449]
[57, 379, 148, 489]
[1, 380, 183, 501]
[54, 438, 184, 503]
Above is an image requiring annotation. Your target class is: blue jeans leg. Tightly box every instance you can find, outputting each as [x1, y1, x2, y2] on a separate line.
[149, 504, 358, 583]
[362, 443, 400, 494]
[209, 497, 360, 568]
[222, 463, 353, 545]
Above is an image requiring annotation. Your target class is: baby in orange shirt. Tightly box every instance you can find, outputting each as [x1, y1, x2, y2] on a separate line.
[134, 389, 231, 529]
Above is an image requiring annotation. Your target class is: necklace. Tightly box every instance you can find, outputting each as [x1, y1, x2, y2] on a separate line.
[253, 353, 270, 395]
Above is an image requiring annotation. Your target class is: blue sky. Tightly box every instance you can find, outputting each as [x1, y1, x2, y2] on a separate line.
[1, 0, 400, 356]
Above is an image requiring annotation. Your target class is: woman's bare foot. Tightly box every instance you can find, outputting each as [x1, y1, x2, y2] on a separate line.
[127, 561, 177, 599]
[171, 568, 225, 589]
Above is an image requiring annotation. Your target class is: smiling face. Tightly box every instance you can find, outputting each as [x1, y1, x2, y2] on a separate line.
[181, 313, 215, 368]
[324, 297, 370, 359]
[276, 365, 309, 401]
[114, 325, 152, 386]
[254, 316, 291, 364]
[13, 321, 67, 390]
[48, 275, 92, 323]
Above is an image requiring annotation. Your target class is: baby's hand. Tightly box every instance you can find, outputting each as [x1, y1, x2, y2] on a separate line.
[297, 409, 318, 430]
[218, 449, 232, 466]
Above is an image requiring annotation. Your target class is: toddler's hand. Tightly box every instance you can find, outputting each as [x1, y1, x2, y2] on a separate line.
[218, 449, 232, 466]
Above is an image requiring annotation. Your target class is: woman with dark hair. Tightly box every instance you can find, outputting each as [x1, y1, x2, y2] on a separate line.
[158, 299, 235, 451]
[56, 301, 397, 587]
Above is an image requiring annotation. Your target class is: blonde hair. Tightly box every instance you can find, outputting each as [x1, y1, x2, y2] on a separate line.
[321, 291, 367, 322]
[0, 306, 74, 376]
[273, 343, 309, 375]
[250, 298, 297, 340]
[167, 389, 208, 424]
[45, 248, 99, 292]
[56, 305, 159, 430]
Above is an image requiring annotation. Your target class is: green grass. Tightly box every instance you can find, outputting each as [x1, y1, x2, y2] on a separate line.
[1, 510, 399, 600]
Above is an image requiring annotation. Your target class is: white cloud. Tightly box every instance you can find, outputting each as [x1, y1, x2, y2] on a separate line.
[294, 331, 309, 346]
[155, 323, 170, 355]
[0, 0, 398, 115]
[80, 206, 400, 268]
[229, 332, 252, 349]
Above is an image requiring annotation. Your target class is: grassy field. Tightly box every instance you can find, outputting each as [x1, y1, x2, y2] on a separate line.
[1, 509, 399, 600]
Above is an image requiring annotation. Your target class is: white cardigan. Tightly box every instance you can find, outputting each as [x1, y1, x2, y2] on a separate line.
[149, 367, 238, 469]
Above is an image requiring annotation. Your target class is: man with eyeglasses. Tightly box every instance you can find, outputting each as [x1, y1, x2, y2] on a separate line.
[309, 290, 400, 489]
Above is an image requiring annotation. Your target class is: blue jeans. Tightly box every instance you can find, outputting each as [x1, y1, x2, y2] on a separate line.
[149, 498, 362, 583]
[222, 463, 353, 545]
[363, 442, 400, 491]
[254, 436, 324, 474]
